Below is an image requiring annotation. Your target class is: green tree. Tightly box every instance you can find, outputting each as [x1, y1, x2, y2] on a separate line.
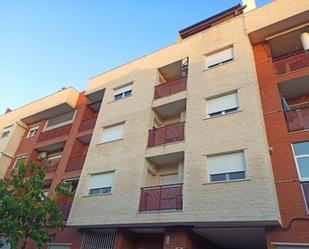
[0, 160, 70, 249]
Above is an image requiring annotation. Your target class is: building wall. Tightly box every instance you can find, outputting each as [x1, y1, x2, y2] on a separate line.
[253, 41, 309, 248]
[0, 91, 98, 249]
[0, 87, 79, 178]
[0, 123, 26, 177]
[69, 13, 280, 227]
[245, 0, 308, 38]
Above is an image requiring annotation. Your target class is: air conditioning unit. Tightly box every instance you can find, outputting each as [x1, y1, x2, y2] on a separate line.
[37, 152, 48, 161]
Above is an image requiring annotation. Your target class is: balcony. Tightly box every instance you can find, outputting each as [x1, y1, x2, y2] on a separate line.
[285, 108, 309, 132]
[274, 50, 309, 75]
[38, 124, 72, 142]
[46, 158, 60, 173]
[79, 116, 97, 132]
[59, 202, 73, 221]
[154, 77, 187, 99]
[65, 155, 86, 172]
[139, 184, 183, 212]
[147, 122, 185, 147]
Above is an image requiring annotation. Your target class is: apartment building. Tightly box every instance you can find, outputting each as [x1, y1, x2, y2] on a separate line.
[245, 0, 309, 248]
[0, 1, 308, 249]
[66, 1, 287, 249]
[0, 87, 102, 248]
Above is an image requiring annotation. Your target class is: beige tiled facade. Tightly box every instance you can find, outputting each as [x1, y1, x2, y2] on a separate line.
[68, 11, 280, 227]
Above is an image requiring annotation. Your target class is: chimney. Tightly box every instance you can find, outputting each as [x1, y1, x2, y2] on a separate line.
[242, 0, 256, 12]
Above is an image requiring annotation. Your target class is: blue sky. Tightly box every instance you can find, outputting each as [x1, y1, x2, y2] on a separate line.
[0, 0, 270, 113]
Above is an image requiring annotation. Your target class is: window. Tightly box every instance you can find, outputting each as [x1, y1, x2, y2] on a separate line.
[45, 110, 75, 129]
[101, 123, 124, 143]
[12, 156, 26, 170]
[208, 151, 246, 182]
[27, 125, 39, 138]
[42, 180, 52, 198]
[47, 244, 71, 249]
[63, 178, 79, 193]
[293, 141, 309, 181]
[89, 171, 114, 195]
[114, 84, 133, 101]
[1, 126, 11, 138]
[207, 92, 239, 117]
[160, 173, 179, 185]
[47, 154, 62, 164]
[206, 47, 234, 68]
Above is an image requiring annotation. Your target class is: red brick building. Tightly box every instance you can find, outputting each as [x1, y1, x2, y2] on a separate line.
[2, 89, 101, 249]
[252, 10, 309, 249]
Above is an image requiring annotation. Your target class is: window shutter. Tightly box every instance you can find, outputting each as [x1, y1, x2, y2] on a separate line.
[101, 123, 124, 143]
[207, 47, 233, 68]
[89, 172, 114, 189]
[208, 152, 245, 175]
[114, 84, 133, 96]
[207, 92, 239, 115]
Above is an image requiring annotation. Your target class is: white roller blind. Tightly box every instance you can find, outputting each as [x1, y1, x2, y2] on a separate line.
[208, 152, 245, 175]
[207, 92, 239, 115]
[101, 123, 124, 143]
[207, 47, 233, 68]
[114, 84, 133, 96]
[89, 172, 114, 190]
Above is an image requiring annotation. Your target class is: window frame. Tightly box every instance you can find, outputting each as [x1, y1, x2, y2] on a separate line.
[113, 83, 133, 101]
[1, 126, 12, 138]
[12, 155, 26, 170]
[26, 125, 40, 138]
[292, 142, 309, 214]
[205, 46, 234, 69]
[63, 177, 80, 193]
[292, 142, 309, 182]
[100, 122, 125, 144]
[88, 171, 115, 196]
[206, 91, 240, 118]
[207, 151, 246, 183]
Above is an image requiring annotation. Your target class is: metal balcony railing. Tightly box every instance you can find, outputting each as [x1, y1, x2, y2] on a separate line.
[154, 76, 187, 99]
[79, 116, 98, 132]
[139, 183, 183, 212]
[285, 108, 309, 132]
[65, 155, 86, 172]
[147, 122, 185, 147]
[273, 50, 309, 75]
[37, 124, 72, 142]
[59, 202, 73, 221]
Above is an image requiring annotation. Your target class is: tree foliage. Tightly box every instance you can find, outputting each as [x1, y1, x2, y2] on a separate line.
[0, 160, 70, 249]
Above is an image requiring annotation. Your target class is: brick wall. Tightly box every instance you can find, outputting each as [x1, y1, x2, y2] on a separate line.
[254, 42, 309, 248]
